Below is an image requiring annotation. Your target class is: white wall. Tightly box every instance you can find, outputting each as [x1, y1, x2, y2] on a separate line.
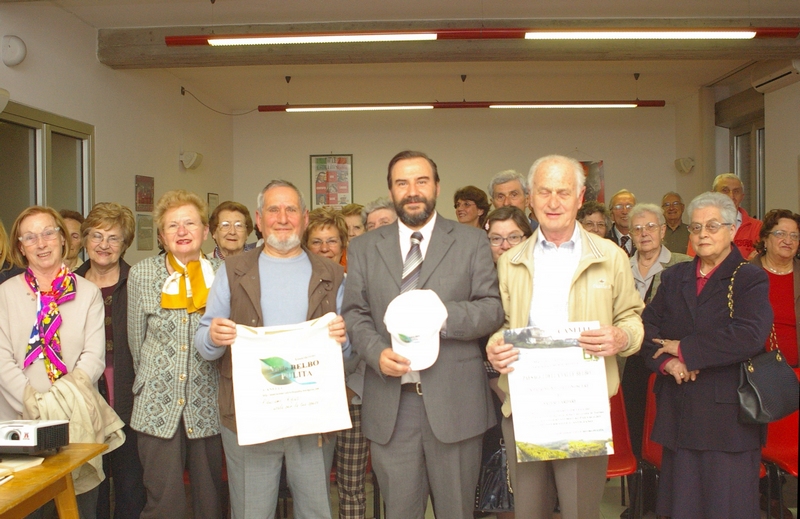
[764, 81, 800, 212]
[233, 105, 680, 220]
[0, 4, 235, 264]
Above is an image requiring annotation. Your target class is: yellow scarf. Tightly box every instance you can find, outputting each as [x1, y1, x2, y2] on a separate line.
[161, 253, 214, 314]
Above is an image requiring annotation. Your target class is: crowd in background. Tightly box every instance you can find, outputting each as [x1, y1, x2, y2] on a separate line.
[0, 160, 797, 519]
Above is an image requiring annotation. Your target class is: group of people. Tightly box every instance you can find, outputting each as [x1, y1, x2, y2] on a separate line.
[0, 152, 796, 519]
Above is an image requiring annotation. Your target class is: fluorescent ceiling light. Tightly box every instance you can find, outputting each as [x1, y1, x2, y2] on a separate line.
[491, 103, 637, 109]
[525, 30, 757, 40]
[284, 105, 434, 112]
[208, 33, 437, 46]
[258, 100, 663, 112]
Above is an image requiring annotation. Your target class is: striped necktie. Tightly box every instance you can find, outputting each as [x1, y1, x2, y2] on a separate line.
[620, 235, 633, 257]
[401, 232, 423, 293]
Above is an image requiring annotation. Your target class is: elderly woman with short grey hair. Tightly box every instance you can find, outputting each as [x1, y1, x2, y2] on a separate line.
[621, 203, 691, 511]
[641, 192, 772, 519]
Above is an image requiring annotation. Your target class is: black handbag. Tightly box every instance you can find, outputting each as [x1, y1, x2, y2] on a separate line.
[474, 439, 514, 513]
[728, 262, 800, 424]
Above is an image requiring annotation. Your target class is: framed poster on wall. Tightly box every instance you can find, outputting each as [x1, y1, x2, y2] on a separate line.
[207, 193, 219, 217]
[135, 175, 154, 212]
[310, 154, 352, 209]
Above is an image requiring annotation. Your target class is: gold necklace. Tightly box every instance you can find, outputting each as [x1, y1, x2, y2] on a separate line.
[763, 259, 792, 275]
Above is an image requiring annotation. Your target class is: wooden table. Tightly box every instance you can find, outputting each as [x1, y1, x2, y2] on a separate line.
[0, 443, 107, 519]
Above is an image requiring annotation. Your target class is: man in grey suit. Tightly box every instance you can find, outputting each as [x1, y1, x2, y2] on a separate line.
[343, 150, 504, 519]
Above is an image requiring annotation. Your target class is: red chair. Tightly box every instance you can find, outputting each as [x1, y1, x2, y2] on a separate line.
[642, 373, 769, 516]
[607, 387, 643, 518]
[761, 368, 800, 517]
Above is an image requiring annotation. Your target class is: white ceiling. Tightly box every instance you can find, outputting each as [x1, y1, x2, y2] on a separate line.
[8, 0, 799, 109]
[41, 0, 800, 29]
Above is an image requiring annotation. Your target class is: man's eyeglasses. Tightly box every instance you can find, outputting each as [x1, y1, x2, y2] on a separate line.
[630, 222, 662, 236]
[687, 221, 732, 235]
[662, 201, 682, 208]
[19, 227, 61, 246]
[769, 230, 800, 242]
[488, 234, 525, 247]
[612, 204, 633, 211]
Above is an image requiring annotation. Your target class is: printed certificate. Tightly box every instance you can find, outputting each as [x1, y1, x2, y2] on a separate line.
[230, 312, 352, 445]
[506, 321, 613, 462]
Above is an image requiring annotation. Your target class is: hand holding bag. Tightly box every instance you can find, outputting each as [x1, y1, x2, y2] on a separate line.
[728, 262, 800, 424]
[474, 439, 514, 513]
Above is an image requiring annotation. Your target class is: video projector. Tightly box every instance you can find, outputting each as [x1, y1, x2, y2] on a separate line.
[0, 420, 69, 455]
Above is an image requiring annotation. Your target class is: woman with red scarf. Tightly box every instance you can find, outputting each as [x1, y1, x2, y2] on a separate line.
[0, 206, 105, 517]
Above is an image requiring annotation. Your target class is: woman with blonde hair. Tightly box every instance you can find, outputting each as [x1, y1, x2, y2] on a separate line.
[128, 190, 224, 519]
[304, 207, 349, 271]
[341, 203, 366, 240]
[0, 206, 105, 517]
[0, 219, 23, 284]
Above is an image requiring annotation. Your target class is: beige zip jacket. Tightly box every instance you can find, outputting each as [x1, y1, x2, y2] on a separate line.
[491, 225, 645, 417]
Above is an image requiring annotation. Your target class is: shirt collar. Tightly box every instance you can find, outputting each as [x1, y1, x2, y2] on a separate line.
[398, 211, 438, 243]
[535, 222, 581, 252]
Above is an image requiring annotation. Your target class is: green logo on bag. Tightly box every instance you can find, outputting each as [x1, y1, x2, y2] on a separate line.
[260, 357, 317, 386]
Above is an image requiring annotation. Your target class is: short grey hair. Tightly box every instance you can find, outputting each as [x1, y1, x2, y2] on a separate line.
[256, 180, 307, 214]
[488, 170, 528, 198]
[712, 173, 743, 193]
[630, 203, 666, 226]
[661, 191, 683, 204]
[361, 197, 396, 224]
[686, 192, 737, 226]
[527, 155, 586, 194]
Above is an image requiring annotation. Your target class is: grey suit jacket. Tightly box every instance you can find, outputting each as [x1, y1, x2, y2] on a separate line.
[343, 215, 504, 445]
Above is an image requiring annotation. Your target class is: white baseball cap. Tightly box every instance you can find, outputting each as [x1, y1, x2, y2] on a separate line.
[383, 289, 448, 370]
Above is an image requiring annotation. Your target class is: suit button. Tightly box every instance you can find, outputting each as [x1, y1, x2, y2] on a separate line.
[178, 398, 185, 405]
[187, 427, 193, 434]
[182, 318, 188, 323]
[181, 345, 187, 351]
[179, 373, 187, 381]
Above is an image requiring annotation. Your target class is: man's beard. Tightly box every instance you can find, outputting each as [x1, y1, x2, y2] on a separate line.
[394, 195, 436, 228]
[266, 233, 301, 252]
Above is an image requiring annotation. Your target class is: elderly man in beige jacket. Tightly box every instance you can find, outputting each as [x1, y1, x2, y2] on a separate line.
[487, 154, 644, 519]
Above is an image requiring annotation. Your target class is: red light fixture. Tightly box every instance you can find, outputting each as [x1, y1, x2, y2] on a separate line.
[165, 27, 799, 46]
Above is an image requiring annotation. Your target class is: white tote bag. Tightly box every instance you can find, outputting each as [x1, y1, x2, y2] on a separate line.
[230, 312, 352, 445]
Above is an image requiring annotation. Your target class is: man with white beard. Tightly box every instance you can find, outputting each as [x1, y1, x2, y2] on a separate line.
[196, 179, 350, 519]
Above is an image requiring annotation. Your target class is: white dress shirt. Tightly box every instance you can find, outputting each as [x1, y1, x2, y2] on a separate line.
[529, 223, 583, 328]
[398, 212, 438, 385]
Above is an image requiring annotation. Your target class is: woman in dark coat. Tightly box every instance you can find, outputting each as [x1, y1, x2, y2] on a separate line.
[75, 202, 146, 519]
[641, 192, 772, 519]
